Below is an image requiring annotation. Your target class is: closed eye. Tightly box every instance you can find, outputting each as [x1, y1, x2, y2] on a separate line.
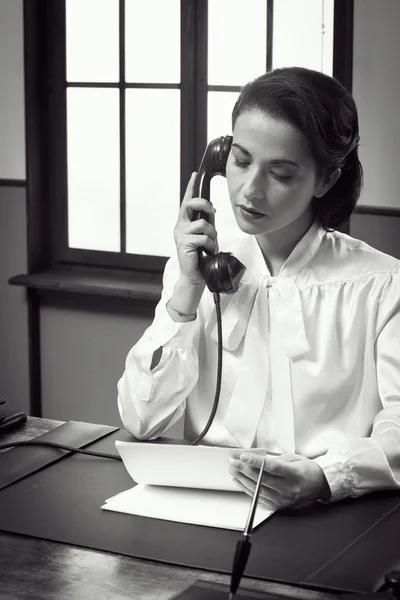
[272, 173, 293, 182]
[232, 159, 250, 168]
[233, 159, 294, 182]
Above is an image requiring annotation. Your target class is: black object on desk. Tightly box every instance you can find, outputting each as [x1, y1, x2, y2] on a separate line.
[0, 421, 400, 595]
[174, 572, 400, 600]
[173, 580, 292, 599]
[230, 455, 266, 597]
[0, 404, 27, 436]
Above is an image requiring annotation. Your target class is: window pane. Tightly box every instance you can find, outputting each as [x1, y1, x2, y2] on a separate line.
[67, 88, 120, 251]
[207, 91, 239, 142]
[66, 0, 119, 82]
[273, 0, 334, 74]
[126, 89, 180, 257]
[208, 0, 267, 85]
[125, 0, 180, 83]
[321, 0, 334, 75]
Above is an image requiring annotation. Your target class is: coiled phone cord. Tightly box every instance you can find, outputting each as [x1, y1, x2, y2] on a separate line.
[0, 439, 121, 459]
[190, 291, 223, 446]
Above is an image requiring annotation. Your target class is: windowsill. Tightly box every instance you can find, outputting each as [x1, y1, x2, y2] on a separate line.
[8, 266, 163, 303]
[353, 205, 400, 217]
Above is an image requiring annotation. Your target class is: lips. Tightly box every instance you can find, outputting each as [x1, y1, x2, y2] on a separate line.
[238, 205, 265, 216]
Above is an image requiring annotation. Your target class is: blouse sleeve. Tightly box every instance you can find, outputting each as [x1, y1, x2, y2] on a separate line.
[314, 265, 400, 502]
[117, 254, 201, 440]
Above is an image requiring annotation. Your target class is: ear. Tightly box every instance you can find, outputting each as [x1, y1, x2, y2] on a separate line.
[314, 168, 342, 198]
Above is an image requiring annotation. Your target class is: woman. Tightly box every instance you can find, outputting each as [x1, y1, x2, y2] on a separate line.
[117, 67, 400, 509]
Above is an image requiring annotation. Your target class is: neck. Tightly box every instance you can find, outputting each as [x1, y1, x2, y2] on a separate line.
[255, 209, 314, 276]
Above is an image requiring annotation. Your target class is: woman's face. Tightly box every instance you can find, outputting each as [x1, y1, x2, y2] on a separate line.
[226, 109, 326, 235]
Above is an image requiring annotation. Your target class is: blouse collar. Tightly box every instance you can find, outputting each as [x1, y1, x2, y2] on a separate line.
[236, 218, 325, 282]
[210, 219, 325, 355]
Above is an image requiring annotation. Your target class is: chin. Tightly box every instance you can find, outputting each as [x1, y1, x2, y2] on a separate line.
[234, 211, 274, 235]
[235, 221, 268, 235]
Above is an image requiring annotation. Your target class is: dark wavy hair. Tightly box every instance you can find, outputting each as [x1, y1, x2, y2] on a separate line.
[231, 67, 363, 231]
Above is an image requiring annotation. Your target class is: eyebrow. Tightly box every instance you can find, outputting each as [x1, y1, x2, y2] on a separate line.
[231, 143, 300, 168]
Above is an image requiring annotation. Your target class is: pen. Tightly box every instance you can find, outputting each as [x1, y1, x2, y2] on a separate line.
[229, 453, 266, 599]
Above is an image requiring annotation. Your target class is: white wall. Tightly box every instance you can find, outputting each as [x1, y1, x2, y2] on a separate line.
[352, 0, 400, 210]
[40, 299, 153, 427]
[0, 0, 26, 180]
[348, 0, 400, 257]
[0, 187, 29, 413]
[350, 212, 400, 259]
[39, 298, 184, 436]
[0, 0, 30, 413]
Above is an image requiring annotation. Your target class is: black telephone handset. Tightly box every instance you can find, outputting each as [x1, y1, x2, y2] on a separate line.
[192, 136, 246, 294]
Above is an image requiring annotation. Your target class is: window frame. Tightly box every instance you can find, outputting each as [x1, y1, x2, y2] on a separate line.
[25, 0, 354, 279]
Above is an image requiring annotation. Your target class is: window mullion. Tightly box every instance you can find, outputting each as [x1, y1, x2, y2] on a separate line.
[119, 0, 126, 254]
[267, 0, 274, 71]
[50, 0, 69, 268]
[333, 0, 354, 92]
[180, 0, 197, 202]
[194, 0, 208, 168]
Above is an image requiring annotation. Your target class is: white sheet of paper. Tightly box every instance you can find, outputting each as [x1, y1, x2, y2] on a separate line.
[102, 441, 275, 530]
[114, 440, 267, 492]
[102, 484, 274, 530]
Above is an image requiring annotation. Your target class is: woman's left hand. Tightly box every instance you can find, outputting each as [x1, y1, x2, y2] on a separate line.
[229, 452, 331, 510]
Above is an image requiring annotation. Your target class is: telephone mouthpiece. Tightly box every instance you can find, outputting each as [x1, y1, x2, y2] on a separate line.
[198, 251, 246, 294]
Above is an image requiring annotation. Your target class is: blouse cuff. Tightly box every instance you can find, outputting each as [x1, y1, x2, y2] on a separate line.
[150, 302, 197, 350]
[313, 437, 400, 503]
[313, 451, 354, 503]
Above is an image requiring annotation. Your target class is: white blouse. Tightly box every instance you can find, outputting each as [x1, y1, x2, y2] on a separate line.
[117, 220, 400, 502]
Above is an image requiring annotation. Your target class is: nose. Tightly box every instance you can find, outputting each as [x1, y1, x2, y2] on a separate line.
[242, 169, 265, 202]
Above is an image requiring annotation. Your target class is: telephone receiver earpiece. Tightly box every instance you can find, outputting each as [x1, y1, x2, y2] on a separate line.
[192, 136, 246, 294]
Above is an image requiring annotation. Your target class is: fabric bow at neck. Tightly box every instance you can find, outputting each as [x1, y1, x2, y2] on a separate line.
[218, 274, 310, 450]
[211, 275, 310, 358]
[270, 275, 311, 358]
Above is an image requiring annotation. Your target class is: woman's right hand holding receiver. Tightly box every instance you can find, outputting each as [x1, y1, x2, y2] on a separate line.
[173, 171, 219, 286]
[167, 172, 219, 321]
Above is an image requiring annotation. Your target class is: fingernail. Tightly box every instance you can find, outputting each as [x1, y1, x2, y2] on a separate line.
[241, 454, 250, 463]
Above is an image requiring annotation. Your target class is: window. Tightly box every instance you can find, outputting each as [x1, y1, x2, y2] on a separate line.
[33, 0, 350, 276]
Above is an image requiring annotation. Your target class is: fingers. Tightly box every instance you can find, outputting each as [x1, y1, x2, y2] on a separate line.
[234, 470, 302, 509]
[229, 448, 273, 460]
[179, 174, 218, 235]
[182, 172, 197, 204]
[229, 459, 282, 494]
[185, 218, 218, 241]
[181, 198, 217, 223]
[173, 174, 220, 269]
[174, 214, 218, 255]
[185, 234, 218, 255]
[232, 476, 280, 509]
[239, 453, 299, 477]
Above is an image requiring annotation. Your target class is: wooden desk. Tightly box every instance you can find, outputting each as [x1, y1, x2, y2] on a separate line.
[0, 418, 339, 600]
